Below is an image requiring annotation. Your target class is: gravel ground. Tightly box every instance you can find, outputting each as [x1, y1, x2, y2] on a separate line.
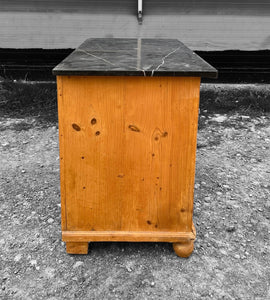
[0, 82, 269, 299]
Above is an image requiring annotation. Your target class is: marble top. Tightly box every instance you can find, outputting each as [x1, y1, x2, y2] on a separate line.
[53, 38, 217, 78]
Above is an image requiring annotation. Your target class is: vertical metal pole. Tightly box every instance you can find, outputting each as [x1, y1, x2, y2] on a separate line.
[138, 0, 143, 24]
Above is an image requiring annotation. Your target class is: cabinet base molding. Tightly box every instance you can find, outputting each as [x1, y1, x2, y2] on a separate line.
[63, 224, 196, 258]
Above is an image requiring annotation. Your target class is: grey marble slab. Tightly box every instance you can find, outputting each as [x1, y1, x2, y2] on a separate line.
[53, 38, 217, 78]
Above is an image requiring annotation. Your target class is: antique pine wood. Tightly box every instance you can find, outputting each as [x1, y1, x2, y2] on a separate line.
[57, 75, 200, 257]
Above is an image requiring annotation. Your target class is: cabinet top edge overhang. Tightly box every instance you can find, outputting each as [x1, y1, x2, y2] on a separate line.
[52, 38, 218, 78]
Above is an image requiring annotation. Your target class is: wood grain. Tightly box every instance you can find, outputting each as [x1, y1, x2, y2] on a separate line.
[66, 242, 89, 254]
[56, 76, 67, 231]
[173, 241, 194, 258]
[57, 76, 200, 239]
[62, 230, 196, 242]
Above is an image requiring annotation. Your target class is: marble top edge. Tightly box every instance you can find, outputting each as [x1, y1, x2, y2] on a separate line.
[53, 38, 218, 78]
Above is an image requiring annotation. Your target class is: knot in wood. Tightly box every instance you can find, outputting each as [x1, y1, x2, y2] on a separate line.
[128, 125, 140, 132]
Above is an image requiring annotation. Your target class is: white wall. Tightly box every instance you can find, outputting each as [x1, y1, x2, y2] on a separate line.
[1, 0, 270, 50]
